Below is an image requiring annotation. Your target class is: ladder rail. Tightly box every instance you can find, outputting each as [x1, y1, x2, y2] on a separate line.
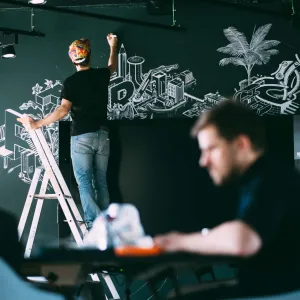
[35, 127, 120, 299]
[35, 129, 86, 235]
[28, 129, 83, 246]
[14, 115, 120, 299]
[24, 171, 49, 258]
[34, 128, 120, 298]
[18, 168, 42, 239]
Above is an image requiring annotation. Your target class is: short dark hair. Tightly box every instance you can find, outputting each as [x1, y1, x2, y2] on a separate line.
[73, 53, 91, 67]
[191, 99, 266, 151]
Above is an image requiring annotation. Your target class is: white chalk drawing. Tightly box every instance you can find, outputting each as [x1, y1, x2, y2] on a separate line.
[0, 81, 69, 184]
[217, 24, 280, 85]
[0, 23, 296, 300]
[1, 23, 299, 186]
[232, 54, 300, 115]
[110, 24, 300, 119]
[224, 24, 300, 115]
[108, 44, 200, 120]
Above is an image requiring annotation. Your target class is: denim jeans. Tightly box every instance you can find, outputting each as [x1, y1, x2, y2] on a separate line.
[71, 129, 110, 229]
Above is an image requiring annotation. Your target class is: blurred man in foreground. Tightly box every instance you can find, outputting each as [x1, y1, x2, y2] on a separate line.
[155, 100, 300, 298]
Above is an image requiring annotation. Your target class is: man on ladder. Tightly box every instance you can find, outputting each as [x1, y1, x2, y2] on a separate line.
[17, 33, 120, 300]
[17, 33, 118, 231]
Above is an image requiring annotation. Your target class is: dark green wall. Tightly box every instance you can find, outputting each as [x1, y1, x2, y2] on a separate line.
[0, 2, 299, 298]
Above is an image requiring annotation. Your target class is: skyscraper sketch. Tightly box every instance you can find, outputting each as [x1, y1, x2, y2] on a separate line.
[2, 23, 300, 184]
[0, 80, 70, 184]
[118, 44, 127, 79]
[127, 56, 145, 88]
[108, 24, 300, 120]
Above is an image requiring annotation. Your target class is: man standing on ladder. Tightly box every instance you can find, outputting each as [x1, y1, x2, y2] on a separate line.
[17, 33, 118, 230]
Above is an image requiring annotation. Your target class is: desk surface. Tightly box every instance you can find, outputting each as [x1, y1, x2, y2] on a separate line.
[21, 248, 241, 280]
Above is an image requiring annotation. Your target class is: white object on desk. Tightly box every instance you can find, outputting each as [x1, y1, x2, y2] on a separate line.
[83, 203, 151, 250]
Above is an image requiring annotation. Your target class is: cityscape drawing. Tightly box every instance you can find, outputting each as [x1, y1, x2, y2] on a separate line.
[0, 80, 68, 185]
[0, 23, 299, 186]
[108, 23, 300, 119]
[107, 43, 202, 120]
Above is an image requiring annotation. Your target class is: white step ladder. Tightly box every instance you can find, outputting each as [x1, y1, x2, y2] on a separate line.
[15, 113, 120, 299]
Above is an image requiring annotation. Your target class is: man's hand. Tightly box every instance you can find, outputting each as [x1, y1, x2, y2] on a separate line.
[153, 232, 186, 253]
[17, 115, 40, 130]
[107, 33, 118, 74]
[107, 33, 118, 48]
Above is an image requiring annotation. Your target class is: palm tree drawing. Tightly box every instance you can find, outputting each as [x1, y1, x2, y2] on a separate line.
[217, 24, 280, 86]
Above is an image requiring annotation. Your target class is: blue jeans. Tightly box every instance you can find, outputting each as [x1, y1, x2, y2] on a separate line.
[71, 129, 110, 229]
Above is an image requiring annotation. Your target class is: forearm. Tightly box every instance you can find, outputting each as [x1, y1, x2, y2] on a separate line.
[37, 106, 69, 128]
[180, 232, 238, 256]
[179, 222, 260, 257]
[108, 46, 117, 73]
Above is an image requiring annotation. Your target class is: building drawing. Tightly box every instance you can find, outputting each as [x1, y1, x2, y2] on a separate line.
[168, 78, 184, 103]
[108, 24, 300, 120]
[2, 23, 300, 185]
[0, 80, 69, 184]
[118, 44, 127, 79]
[108, 44, 198, 120]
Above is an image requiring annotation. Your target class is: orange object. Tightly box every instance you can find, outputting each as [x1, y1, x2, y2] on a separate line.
[114, 245, 164, 256]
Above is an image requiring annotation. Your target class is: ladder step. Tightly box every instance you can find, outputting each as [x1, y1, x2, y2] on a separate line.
[34, 194, 72, 200]
[63, 219, 85, 225]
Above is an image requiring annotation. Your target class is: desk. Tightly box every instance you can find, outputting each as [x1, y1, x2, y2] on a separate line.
[21, 248, 240, 299]
[22, 248, 239, 276]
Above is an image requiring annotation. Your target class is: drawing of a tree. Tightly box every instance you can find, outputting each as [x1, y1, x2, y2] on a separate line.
[217, 24, 280, 85]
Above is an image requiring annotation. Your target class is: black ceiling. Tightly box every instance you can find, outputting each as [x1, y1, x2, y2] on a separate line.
[0, 0, 145, 9]
[0, 0, 289, 8]
[0, 0, 297, 22]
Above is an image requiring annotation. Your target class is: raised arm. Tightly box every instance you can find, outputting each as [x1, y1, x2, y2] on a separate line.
[107, 33, 118, 75]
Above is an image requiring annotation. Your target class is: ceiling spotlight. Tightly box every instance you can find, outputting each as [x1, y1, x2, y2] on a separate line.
[28, 0, 47, 4]
[2, 46, 16, 59]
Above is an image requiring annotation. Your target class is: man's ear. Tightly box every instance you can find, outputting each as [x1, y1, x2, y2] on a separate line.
[236, 134, 252, 151]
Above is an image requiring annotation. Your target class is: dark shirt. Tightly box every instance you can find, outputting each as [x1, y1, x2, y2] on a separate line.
[236, 155, 300, 296]
[61, 67, 111, 136]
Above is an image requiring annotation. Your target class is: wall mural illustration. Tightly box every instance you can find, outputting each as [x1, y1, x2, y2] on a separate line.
[0, 81, 69, 187]
[109, 23, 300, 119]
[0, 21, 298, 300]
[108, 43, 200, 120]
[219, 24, 300, 115]
[0, 23, 299, 188]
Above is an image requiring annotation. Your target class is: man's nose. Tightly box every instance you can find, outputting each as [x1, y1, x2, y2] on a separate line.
[199, 153, 208, 167]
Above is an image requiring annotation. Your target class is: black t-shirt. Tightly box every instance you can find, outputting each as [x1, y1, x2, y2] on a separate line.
[61, 67, 111, 136]
[236, 155, 300, 296]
